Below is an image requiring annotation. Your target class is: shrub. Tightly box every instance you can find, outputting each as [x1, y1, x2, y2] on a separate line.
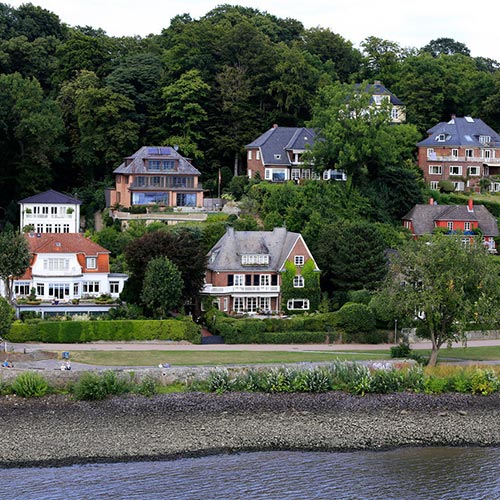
[470, 368, 499, 395]
[336, 302, 376, 336]
[11, 372, 49, 398]
[100, 370, 131, 396]
[72, 372, 109, 400]
[207, 368, 233, 394]
[135, 375, 157, 397]
[294, 368, 331, 393]
[261, 368, 295, 393]
[390, 344, 412, 358]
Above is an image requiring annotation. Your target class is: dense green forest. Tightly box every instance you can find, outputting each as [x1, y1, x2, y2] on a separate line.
[1, 2, 500, 225]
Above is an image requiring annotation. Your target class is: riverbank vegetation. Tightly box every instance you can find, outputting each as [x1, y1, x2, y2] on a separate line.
[2, 362, 500, 401]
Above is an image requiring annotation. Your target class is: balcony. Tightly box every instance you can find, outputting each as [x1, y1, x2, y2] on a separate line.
[428, 155, 500, 164]
[203, 284, 280, 294]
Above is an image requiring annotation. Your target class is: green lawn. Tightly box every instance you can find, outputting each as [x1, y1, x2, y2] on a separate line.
[415, 345, 500, 362]
[70, 350, 391, 367]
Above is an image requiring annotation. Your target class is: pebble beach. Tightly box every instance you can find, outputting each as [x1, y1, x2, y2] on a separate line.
[1, 391, 499, 468]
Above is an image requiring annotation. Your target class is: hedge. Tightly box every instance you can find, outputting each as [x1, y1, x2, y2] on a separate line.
[222, 330, 330, 344]
[7, 318, 201, 344]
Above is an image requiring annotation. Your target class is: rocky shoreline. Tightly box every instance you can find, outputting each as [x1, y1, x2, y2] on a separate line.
[1, 391, 499, 468]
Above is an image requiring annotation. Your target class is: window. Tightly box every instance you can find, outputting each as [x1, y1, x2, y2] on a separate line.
[43, 258, 70, 272]
[260, 274, 271, 287]
[14, 282, 30, 295]
[223, 297, 228, 312]
[49, 283, 69, 299]
[233, 274, 244, 286]
[391, 107, 399, 120]
[247, 297, 258, 312]
[132, 192, 169, 205]
[247, 150, 252, 160]
[287, 299, 310, 310]
[265, 169, 272, 180]
[291, 168, 301, 180]
[256, 151, 260, 160]
[272, 170, 286, 182]
[436, 133, 446, 142]
[42, 206, 49, 215]
[45, 224, 52, 233]
[260, 297, 270, 311]
[452, 181, 464, 191]
[483, 150, 491, 159]
[176, 193, 196, 207]
[447, 222, 454, 231]
[430, 181, 439, 190]
[150, 176, 163, 187]
[468, 166, 480, 176]
[63, 224, 70, 233]
[51, 206, 57, 215]
[147, 160, 175, 171]
[294, 255, 305, 266]
[37, 283, 44, 296]
[135, 176, 146, 187]
[293, 275, 304, 288]
[428, 165, 442, 175]
[233, 297, 244, 312]
[427, 148, 436, 159]
[452, 149, 458, 157]
[241, 254, 269, 265]
[73, 283, 79, 296]
[479, 135, 491, 144]
[86, 257, 97, 269]
[464, 222, 471, 231]
[449, 165, 462, 176]
[465, 149, 473, 158]
[83, 281, 100, 294]
[110, 281, 120, 294]
[54, 224, 61, 233]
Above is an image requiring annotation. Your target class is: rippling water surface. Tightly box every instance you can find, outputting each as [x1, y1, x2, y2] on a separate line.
[2, 447, 499, 499]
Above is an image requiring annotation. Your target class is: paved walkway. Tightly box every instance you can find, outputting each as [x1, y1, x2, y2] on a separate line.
[7, 338, 500, 353]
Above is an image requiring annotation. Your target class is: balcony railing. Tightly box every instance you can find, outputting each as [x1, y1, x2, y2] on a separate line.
[203, 285, 280, 294]
[428, 155, 500, 163]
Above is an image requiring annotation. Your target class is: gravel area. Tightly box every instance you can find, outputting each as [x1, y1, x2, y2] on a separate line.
[0, 392, 499, 468]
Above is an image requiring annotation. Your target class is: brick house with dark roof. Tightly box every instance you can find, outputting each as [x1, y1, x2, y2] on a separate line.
[417, 116, 500, 193]
[6, 233, 127, 301]
[202, 227, 320, 314]
[106, 146, 204, 209]
[402, 199, 499, 252]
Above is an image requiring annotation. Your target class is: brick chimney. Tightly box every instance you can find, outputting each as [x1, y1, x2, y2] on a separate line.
[272, 124, 278, 128]
[467, 198, 474, 212]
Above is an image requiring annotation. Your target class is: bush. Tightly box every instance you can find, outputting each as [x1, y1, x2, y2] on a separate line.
[11, 372, 49, 398]
[71, 371, 131, 400]
[135, 375, 157, 397]
[390, 344, 412, 358]
[207, 368, 233, 394]
[336, 302, 376, 335]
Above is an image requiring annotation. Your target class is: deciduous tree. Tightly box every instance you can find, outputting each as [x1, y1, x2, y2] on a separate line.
[0, 231, 31, 304]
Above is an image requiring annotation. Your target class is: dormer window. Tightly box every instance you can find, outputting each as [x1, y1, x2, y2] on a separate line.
[147, 159, 175, 171]
[241, 254, 269, 265]
[437, 134, 446, 142]
[86, 257, 97, 269]
[479, 135, 491, 144]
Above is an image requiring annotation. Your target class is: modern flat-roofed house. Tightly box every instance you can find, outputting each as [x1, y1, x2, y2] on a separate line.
[417, 116, 500, 192]
[402, 198, 498, 252]
[202, 227, 320, 314]
[19, 189, 81, 233]
[5, 232, 128, 302]
[106, 146, 204, 209]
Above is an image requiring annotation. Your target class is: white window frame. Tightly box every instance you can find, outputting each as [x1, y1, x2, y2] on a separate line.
[468, 166, 480, 176]
[452, 181, 464, 191]
[256, 151, 260, 160]
[259, 274, 271, 287]
[264, 169, 272, 180]
[464, 222, 471, 231]
[449, 165, 462, 176]
[465, 149, 473, 158]
[287, 299, 310, 310]
[452, 149, 458, 158]
[247, 150, 252, 160]
[428, 165, 442, 175]
[110, 281, 120, 294]
[436, 133, 446, 142]
[447, 222, 454, 231]
[294, 255, 305, 266]
[86, 257, 97, 269]
[293, 275, 304, 288]
[430, 181, 439, 190]
[233, 274, 245, 286]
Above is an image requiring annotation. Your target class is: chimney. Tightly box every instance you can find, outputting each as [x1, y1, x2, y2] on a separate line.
[272, 124, 278, 129]
[467, 198, 474, 212]
[429, 198, 434, 205]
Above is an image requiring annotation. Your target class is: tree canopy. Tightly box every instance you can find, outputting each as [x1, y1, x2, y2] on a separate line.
[379, 235, 500, 366]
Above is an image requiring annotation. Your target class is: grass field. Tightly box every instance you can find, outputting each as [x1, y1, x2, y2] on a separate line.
[70, 350, 392, 366]
[415, 345, 500, 362]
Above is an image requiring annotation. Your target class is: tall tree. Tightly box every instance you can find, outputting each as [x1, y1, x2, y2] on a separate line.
[0, 231, 31, 304]
[141, 256, 183, 318]
[421, 38, 470, 57]
[379, 234, 500, 366]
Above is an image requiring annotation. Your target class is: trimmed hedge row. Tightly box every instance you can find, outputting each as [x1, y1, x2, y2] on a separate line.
[222, 330, 329, 344]
[7, 318, 201, 344]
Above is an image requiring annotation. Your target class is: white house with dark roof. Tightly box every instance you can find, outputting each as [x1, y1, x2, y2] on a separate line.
[202, 227, 320, 314]
[106, 146, 204, 209]
[361, 81, 406, 123]
[1, 232, 127, 303]
[19, 189, 81, 233]
[417, 116, 500, 192]
[402, 199, 499, 252]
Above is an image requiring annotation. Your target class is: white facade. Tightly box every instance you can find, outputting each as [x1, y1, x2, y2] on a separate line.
[20, 202, 80, 233]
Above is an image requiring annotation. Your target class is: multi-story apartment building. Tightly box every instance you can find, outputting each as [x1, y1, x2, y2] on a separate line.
[106, 146, 204, 209]
[417, 116, 500, 192]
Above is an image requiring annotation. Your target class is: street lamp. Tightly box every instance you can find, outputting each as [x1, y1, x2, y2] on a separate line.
[394, 319, 398, 344]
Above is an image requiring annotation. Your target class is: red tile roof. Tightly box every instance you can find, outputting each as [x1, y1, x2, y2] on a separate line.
[25, 233, 110, 255]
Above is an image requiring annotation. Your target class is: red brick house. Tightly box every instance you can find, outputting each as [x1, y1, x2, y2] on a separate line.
[106, 146, 204, 209]
[417, 116, 500, 193]
[402, 199, 498, 252]
[202, 227, 320, 314]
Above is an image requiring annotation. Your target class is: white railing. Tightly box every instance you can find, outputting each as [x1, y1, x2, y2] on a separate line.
[24, 214, 72, 219]
[32, 268, 83, 277]
[203, 285, 280, 294]
[428, 155, 500, 163]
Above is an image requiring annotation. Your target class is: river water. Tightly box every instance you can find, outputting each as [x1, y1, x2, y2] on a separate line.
[1, 447, 499, 499]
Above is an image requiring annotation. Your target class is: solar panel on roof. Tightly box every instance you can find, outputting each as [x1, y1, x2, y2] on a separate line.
[147, 147, 159, 155]
[159, 147, 171, 155]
